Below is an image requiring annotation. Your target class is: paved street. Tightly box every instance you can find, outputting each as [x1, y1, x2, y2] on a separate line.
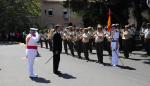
[0, 43, 150, 86]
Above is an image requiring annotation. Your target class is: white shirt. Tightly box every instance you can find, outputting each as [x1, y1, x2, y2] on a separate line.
[26, 32, 39, 46]
[112, 30, 119, 41]
[144, 28, 150, 38]
[82, 33, 90, 43]
[94, 31, 104, 43]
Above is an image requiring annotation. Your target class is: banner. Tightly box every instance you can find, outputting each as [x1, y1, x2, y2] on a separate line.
[107, 9, 112, 32]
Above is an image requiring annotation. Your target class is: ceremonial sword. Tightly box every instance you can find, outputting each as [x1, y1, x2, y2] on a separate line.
[45, 56, 53, 64]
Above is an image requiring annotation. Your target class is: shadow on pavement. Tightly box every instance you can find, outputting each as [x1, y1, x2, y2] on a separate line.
[103, 63, 112, 66]
[58, 73, 76, 79]
[131, 52, 149, 57]
[88, 59, 97, 62]
[128, 58, 142, 61]
[117, 65, 136, 70]
[0, 42, 19, 45]
[30, 77, 51, 83]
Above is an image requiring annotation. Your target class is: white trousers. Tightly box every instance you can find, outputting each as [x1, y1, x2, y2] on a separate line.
[111, 42, 119, 66]
[26, 49, 37, 76]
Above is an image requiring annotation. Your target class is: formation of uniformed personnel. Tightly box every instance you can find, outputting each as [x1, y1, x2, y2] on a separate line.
[121, 25, 132, 59]
[111, 24, 120, 67]
[144, 23, 150, 56]
[26, 28, 39, 78]
[52, 24, 62, 75]
[93, 24, 104, 64]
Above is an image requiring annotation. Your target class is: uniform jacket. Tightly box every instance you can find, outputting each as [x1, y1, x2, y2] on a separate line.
[52, 32, 62, 53]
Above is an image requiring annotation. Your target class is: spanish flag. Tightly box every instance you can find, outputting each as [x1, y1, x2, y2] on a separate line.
[107, 9, 112, 32]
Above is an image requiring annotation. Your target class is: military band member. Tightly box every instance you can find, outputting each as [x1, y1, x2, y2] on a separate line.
[104, 26, 112, 56]
[74, 27, 82, 59]
[88, 27, 94, 53]
[43, 31, 49, 49]
[39, 31, 44, 48]
[93, 24, 104, 64]
[82, 28, 90, 61]
[140, 22, 147, 49]
[52, 24, 62, 75]
[111, 24, 120, 67]
[129, 24, 136, 52]
[62, 27, 69, 54]
[144, 23, 150, 56]
[26, 28, 39, 78]
[121, 25, 131, 59]
[68, 26, 75, 56]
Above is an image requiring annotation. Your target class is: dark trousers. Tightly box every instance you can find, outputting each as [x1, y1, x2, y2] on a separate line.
[63, 40, 68, 54]
[45, 40, 48, 49]
[95, 42, 103, 63]
[83, 42, 89, 60]
[130, 36, 135, 52]
[122, 39, 130, 58]
[40, 40, 43, 48]
[104, 38, 111, 56]
[145, 39, 150, 55]
[141, 36, 145, 49]
[74, 40, 82, 58]
[48, 40, 53, 51]
[89, 38, 93, 53]
[68, 40, 75, 56]
[53, 53, 60, 73]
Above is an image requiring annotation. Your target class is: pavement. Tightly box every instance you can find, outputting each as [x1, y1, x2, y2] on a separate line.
[0, 43, 150, 86]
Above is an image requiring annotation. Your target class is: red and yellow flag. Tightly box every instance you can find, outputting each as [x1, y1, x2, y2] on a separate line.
[107, 9, 112, 32]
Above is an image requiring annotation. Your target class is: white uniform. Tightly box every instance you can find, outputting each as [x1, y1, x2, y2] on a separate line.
[111, 30, 119, 67]
[26, 32, 39, 77]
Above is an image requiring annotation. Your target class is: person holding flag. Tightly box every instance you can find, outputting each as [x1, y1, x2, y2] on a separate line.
[111, 24, 120, 67]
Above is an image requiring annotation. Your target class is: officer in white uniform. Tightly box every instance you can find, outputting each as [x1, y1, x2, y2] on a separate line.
[111, 24, 120, 67]
[26, 28, 39, 78]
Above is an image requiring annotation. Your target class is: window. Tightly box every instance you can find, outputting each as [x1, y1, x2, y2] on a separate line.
[63, 10, 69, 20]
[45, 10, 47, 14]
[48, 9, 53, 16]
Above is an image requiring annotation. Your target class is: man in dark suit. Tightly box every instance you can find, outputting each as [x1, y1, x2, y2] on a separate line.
[52, 24, 62, 75]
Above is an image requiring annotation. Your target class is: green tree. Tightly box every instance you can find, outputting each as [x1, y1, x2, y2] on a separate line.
[63, 0, 150, 28]
[0, 0, 40, 32]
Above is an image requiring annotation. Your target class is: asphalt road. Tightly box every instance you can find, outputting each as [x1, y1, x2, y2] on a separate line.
[0, 43, 150, 86]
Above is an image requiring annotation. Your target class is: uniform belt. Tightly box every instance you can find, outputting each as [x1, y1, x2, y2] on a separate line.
[27, 46, 37, 49]
[112, 40, 117, 42]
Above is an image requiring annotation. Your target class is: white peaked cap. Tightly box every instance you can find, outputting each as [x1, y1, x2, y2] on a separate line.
[30, 28, 38, 31]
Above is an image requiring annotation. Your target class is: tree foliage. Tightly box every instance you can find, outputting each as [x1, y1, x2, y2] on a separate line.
[63, 0, 150, 28]
[0, 0, 40, 32]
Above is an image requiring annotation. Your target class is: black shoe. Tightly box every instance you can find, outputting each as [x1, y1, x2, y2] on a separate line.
[54, 71, 62, 75]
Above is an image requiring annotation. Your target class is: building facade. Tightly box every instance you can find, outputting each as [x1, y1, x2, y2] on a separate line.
[41, 0, 83, 28]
